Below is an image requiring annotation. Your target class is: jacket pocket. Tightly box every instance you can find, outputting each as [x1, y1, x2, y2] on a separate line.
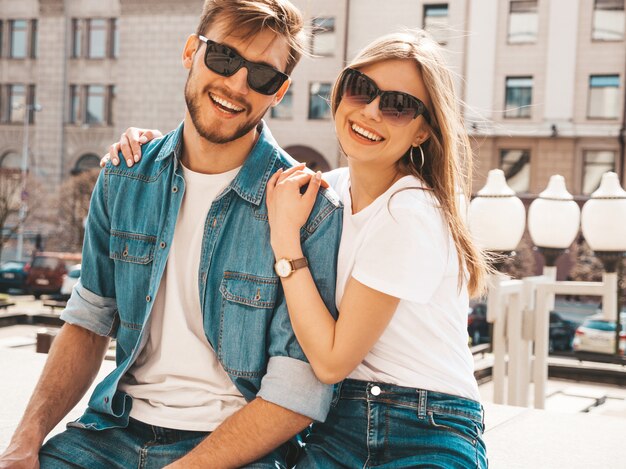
[109, 231, 156, 265]
[218, 271, 279, 376]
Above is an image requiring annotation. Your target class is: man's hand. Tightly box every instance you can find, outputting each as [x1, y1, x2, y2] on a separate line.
[0, 438, 40, 469]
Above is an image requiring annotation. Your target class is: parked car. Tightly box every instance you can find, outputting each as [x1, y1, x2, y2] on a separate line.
[60, 264, 81, 297]
[26, 252, 82, 299]
[467, 302, 488, 345]
[573, 313, 626, 356]
[467, 304, 577, 351]
[548, 311, 577, 352]
[0, 261, 30, 293]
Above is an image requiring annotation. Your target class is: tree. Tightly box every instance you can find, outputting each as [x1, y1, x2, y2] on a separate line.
[46, 169, 99, 253]
[0, 169, 44, 261]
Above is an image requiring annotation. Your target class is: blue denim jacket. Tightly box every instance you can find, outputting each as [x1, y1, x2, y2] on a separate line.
[61, 121, 342, 430]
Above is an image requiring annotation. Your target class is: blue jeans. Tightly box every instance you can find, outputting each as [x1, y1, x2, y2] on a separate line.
[39, 417, 291, 468]
[297, 379, 488, 468]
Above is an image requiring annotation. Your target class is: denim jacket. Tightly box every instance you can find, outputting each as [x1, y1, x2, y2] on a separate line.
[61, 121, 342, 430]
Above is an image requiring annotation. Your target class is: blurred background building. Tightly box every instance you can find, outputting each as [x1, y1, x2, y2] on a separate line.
[0, 0, 624, 257]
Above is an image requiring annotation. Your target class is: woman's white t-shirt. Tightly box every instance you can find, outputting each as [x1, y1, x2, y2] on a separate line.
[325, 168, 479, 401]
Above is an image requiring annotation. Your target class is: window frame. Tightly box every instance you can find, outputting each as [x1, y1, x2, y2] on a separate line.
[504, 76, 533, 119]
[582, 150, 616, 195]
[423, 3, 449, 45]
[9, 19, 28, 59]
[87, 18, 108, 59]
[310, 17, 336, 57]
[499, 148, 532, 193]
[308, 82, 332, 120]
[592, 0, 625, 42]
[587, 74, 620, 120]
[507, 0, 539, 45]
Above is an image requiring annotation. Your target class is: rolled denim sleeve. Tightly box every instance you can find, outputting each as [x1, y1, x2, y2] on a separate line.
[257, 195, 342, 422]
[61, 169, 118, 337]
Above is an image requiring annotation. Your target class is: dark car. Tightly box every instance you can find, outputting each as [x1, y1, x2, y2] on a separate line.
[549, 311, 577, 352]
[467, 303, 488, 345]
[26, 252, 82, 299]
[467, 304, 577, 351]
[0, 260, 30, 293]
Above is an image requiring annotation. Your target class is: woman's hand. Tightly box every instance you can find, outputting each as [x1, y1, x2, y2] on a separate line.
[100, 127, 162, 168]
[266, 164, 323, 253]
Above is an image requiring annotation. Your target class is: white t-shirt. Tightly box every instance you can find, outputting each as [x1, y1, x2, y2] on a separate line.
[119, 164, 246, 431]
[325, 168, 479, 401]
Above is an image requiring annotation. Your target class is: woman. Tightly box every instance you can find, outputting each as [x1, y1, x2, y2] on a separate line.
[106, 30, 489, 468]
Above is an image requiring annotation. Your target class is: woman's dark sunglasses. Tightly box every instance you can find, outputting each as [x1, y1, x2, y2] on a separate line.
[198, 35, 289, 96]
[338, 68, 431, 126]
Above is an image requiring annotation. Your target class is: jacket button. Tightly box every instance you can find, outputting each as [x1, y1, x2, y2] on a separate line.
[172, 186, 178, 193]
[159, 241, 166, 249]
[146, 295, 151, 302]
[370, 386, 381, 396]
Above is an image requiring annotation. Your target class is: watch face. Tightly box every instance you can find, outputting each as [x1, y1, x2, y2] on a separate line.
[275, 259, 292, 277]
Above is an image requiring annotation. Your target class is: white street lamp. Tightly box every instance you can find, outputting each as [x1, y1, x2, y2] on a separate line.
[581, 172, 626, 325]
[528, 175, 580, 270]
[469, 169, 526, 253]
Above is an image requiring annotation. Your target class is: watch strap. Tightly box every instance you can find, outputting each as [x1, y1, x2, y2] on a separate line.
[290, 257, 308, 271]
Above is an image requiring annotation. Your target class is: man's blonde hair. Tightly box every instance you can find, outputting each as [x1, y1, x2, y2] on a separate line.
[196, 0, 307, 75]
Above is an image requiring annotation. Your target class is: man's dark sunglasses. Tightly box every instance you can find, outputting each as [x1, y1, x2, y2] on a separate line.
[198, 35, 289, 96]
[338, 68, 431, 126]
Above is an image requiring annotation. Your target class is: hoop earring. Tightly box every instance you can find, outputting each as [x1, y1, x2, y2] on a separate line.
[410, 145, 425, 171]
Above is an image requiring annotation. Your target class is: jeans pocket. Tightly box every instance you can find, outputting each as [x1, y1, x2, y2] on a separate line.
[427, 411, 480, 446]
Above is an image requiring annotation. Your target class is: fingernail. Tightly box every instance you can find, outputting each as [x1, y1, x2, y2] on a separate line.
[127, 159, 133, 166]
[139, 136, 148, 143]
[316, 171, 322, 180]
[113, 158, 119, 165]
[134, 154, 140, 162]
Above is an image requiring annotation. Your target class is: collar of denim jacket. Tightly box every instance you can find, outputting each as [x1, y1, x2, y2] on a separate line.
[154, 120, 279, 206]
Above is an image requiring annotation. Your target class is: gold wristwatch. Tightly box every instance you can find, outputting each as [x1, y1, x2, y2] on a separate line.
[274, 257, 308, 278]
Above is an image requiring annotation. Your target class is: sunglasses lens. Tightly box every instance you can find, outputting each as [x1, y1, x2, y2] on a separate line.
[380, 93, 418, 126]
[204, 43, 240, 76]
[247, 63, 286, 95]
[341, 70, 375, 105]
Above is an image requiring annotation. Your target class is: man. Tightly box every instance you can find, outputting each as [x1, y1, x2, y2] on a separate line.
[0, 1, 341, 467]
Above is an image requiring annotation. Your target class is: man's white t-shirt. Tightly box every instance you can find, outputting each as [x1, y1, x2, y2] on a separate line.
[119, 164, 246, 431]
[325, 168, 480, 401]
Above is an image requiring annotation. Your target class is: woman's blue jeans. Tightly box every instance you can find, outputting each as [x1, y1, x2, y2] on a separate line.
[297, 379, 488, 468]
[39, 417, 291, 468]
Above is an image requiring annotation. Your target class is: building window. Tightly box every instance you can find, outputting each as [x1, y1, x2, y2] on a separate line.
[508, 1, 538, 44]
[8, 85, 26, 123]
[583, 151, 616, 194]
[504, 76, 533, 118]
[311, 17, 335, 57]
[30, 20, 37, 58]
[308, 82, 332, 120]
[72, 19, 82, 58]
[423, 4, 449, 44]
[0, 21, 4, 58]
[592, 0, 625, 41]
[69, 85, 81, 123]
[588, 75, 620, 119]
[271, 88, 293, 119]
[86, 85, 106, 124]
[111, 19, 119, 58]
[88, 19, 107, 59]
[500, 149, 531, 193]
[72, 153, 101, 175]
[9, 20, 28, 58]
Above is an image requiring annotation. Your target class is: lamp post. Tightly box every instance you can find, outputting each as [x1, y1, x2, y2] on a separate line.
[15, 102, 42, 262]
[581, 172, 626, 356]
[528, 175, 581, 280]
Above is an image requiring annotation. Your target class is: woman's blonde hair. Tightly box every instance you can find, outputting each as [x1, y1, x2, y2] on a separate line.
[330, 30, 489, 297]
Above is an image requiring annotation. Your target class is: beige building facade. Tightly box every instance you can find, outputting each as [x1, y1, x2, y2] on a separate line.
[0, 0, 624, 254]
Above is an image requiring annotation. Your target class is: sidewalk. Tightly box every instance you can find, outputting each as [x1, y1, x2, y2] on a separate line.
[0, 348, 624, 467]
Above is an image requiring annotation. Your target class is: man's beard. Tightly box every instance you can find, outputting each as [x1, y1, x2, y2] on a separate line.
[185, 75, 267, 144]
